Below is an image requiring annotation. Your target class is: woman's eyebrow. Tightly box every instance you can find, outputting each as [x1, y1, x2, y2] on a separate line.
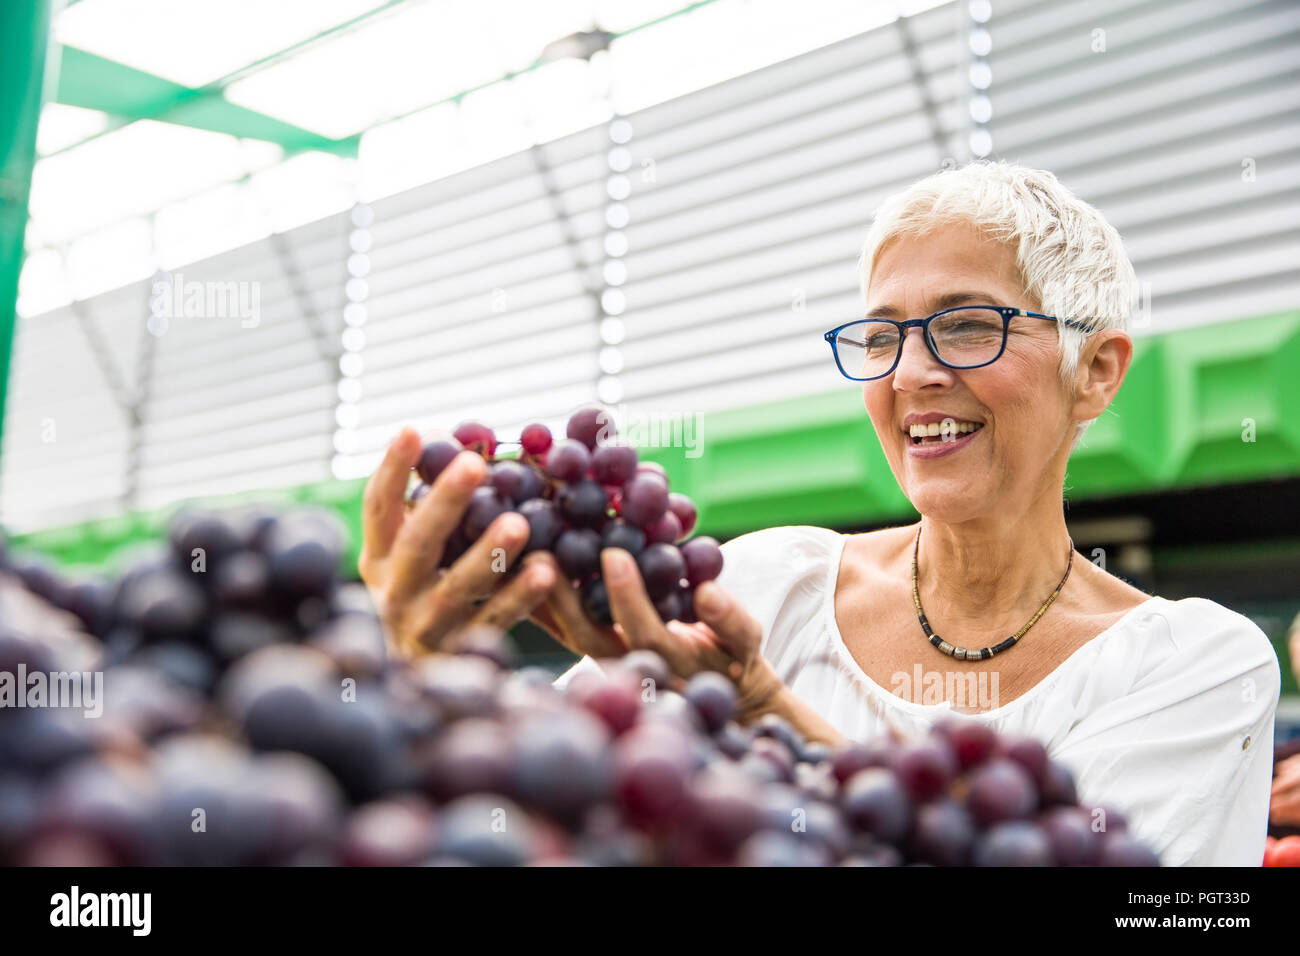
[864, 291, 1003, 318]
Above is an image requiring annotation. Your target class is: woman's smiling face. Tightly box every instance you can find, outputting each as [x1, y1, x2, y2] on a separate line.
[862, 221, 1077, 522]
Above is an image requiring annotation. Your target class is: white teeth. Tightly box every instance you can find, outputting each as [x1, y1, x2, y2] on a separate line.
[907, 420, 982, 439]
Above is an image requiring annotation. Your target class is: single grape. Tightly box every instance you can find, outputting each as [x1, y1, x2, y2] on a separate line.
[830, 742, 894, 784]
[748, 737, 797, 783]
[843, 842, 904, 867]
[559, 479, 610, 529]
[1040, 806, 1102, 865]
[714, 721, 754, 760]
[340, 796, 438, 867]
[966, 758, 1040, 828]
[554, 529, 602, 580]
[117, 568, 208, 644]
[438, 528, 471, 568]
[520, 423, 553, 457]
[212, 549, 271, 609]
[946, 720, 998, 769]
[453, 421, 497, 457]
[435, 795, 534, 866]
[891, 739, 958, 803]
[614, 729, 693, 830]
[413, 654, 501, 722]
[617, 650, 671, 691]
[517, 498, 563, 554]
[169, 510, 243, 569]
[667, 493, 697, 537]
[636, 544, 686, 600]
[601, 520, 646, 558]
[737, 831, 831, 867]
[799, 742, 834, 766]
[1097, 835, 1160, 867]
[686, 765, 766, 857]
[544, 439, 591, 483]
[645, 510, 683, 545]
[1001, 735, 1050, 785]
[581, 577, 614, 626]
[592, 445, 638, 485]
[752, 714, 808, 759]
[514, 464, 544, 502]
[416, 440, 462, 484]
[620, 475, 669, 528]
[680, 536, 724, 587]
[908, 798, 976, 866]
[488, 460, 530, 501]
[1040, 760, 1078, 807]
[841, 768, 912, 844]
[1089, 803, 1129, 837]
[567, 407, 615, 450]
[567, 670, 641, 736]
[419, 718, 514, 802]
[510, 709, 613, 825]
[652, 588, 683, 622]
[676, 584, 699, 624]
[635, 461, 668, 483]
[461, 486, 509, 542]
[971, 821, 1054, 866]
[681, 672, 737, 733]
[64, 575, 115, 636]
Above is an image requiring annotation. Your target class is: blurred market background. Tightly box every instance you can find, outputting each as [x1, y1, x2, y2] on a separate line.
[0, 0, 1297, 723]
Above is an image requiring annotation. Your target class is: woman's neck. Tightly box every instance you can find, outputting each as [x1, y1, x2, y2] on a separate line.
[911, 502, 1075, 641]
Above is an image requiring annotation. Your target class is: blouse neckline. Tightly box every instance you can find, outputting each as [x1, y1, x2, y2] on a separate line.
[819, 528, 1165, 719]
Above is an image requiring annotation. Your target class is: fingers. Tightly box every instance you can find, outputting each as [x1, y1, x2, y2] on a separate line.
[601, 548, 702, 675]
[692, 580, 763, 661]
[459, 554, 556, 637]
[360, 427, 421, 568]
[404, 510, 530, 647]
[387, 451, 486, 599]
[541, 556, 626, 659]
[435, 511, 531, 605]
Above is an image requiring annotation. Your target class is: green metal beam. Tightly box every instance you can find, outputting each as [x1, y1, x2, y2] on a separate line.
[52, 46, 358, 157]
[0, 0, 55, 463]
[47, 0, 413, 158]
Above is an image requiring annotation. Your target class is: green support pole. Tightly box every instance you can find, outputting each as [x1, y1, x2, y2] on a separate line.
[0, 0, 55, 466]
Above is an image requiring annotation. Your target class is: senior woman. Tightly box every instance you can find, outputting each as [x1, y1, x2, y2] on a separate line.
[361, 161, 1280, 867]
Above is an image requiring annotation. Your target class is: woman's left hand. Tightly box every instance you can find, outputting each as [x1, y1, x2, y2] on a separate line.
[594, 547, 783, 719]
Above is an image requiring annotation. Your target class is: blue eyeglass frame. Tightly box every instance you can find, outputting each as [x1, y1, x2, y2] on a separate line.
[823, 305, 1097, 382]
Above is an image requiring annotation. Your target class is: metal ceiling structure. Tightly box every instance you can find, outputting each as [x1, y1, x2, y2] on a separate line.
[41, 0, 725, 160]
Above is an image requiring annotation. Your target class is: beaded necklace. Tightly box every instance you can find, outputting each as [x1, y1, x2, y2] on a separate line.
[911, 524, 1073, 661]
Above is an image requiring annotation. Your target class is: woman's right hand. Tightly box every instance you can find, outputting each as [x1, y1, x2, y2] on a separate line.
[358, 427, 556, 659]
[523, 552, 630, 661]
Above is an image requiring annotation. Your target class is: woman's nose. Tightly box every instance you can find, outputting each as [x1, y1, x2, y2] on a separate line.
[892, 327, 949, 388]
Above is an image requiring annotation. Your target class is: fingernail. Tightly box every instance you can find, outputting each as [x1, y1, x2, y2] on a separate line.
[453, 451, 485, 483]
[527, 561, 554, 589]
[603, 548, 633, 582]
[696, 582, 728, 616]
[497, 512, 528, 541]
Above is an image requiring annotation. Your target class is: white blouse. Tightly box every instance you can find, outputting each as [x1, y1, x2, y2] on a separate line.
[558, 525, 1282, 866]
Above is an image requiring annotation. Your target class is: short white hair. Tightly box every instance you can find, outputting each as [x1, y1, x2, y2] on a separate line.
[858, 159, 1137, 453]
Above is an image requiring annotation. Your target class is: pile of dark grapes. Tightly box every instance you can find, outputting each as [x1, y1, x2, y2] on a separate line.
[414, 409, 723, 628]
[0, 502, 1160, 866]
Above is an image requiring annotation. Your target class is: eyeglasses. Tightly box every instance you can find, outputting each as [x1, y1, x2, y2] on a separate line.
[823, 305, 1096, 382]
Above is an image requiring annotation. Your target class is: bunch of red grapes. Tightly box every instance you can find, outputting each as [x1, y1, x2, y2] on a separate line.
[0, 501, 1161, 866]
[410, 408, 723, 629]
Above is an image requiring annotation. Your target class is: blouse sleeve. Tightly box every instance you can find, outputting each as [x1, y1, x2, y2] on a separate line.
[1049, 598, 1280, 866]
